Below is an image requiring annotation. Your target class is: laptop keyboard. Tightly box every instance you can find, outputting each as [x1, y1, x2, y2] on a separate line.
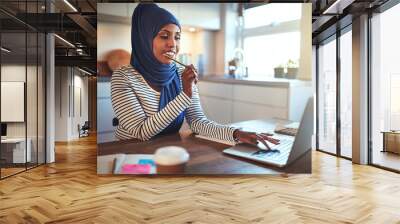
[251, 138, 293, 162]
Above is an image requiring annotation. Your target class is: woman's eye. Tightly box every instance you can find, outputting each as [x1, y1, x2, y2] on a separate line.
[175, 36, 181, 40]
[160, 35, 168, 39]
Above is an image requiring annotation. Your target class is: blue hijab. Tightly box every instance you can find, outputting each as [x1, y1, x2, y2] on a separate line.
[131, 3, 184, 135]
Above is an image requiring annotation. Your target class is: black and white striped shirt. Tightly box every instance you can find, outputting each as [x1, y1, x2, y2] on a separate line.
[111, 65, 236, 141]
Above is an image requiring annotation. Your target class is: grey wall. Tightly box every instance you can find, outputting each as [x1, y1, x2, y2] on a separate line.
[54, 67, 89, 141]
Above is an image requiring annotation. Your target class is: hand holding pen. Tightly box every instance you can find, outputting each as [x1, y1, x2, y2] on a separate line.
[164, 53, 198, 98]
[164, 53, 199, 84]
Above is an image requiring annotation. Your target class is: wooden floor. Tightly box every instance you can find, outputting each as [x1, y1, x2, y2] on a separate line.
[1, 135, 400, 223]
[1, 167, 26, 178]
[372, 150, 400, 171]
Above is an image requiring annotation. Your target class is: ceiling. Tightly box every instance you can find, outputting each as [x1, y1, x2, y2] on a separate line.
[0, 0, 97, 73]
[1, 0, 396, 72]
[312, 0, 390, 43]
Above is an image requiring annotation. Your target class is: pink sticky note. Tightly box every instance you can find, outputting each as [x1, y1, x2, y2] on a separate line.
[121, 164, 151, 174]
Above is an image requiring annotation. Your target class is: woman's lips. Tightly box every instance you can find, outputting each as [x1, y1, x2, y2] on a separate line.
[163, 51, 175, 58]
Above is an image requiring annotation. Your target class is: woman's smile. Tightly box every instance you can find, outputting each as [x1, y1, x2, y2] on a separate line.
[153, 24, 181, 64]
[163, 50, 176, 58]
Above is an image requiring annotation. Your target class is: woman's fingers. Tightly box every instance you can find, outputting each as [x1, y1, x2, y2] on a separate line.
[256, 134, 271, 150]
[258, 133, 280, 144]
[187, 74, 196, 84]
[266, 137, 280, 145]
[187, 65, 198, 84]
[236, 131, 280, 150]
[260, 132, 274, 136]
[246, 133, 271, 150]
[183, 71, 196, 83]
[258, 133, 273, 138]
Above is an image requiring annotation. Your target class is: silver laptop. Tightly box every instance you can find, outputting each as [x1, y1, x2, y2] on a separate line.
[223, 97, 314, 167]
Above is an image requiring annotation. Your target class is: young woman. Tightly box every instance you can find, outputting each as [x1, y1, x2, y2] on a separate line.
[111, 3, 279, 149]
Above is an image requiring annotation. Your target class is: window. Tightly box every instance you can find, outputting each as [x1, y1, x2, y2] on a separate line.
[317, 37, 337, 155]
[243, 4, 302, 79]
[0, 1, 46, 179]
[244, 32, 300, 78]
[371, 2, 400, 171]
[340, 29, 352, 158]
[244, 4, 301, 29]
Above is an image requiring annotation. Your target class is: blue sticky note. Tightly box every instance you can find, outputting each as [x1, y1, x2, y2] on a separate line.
[138, 159, 155, 167]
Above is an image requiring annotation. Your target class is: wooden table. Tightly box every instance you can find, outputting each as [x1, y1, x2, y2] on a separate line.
[381, 131, 400, 154]
[97, 119, 311, 175]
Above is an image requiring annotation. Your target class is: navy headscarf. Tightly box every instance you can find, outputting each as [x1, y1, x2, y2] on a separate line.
[131, 3, 184, 135]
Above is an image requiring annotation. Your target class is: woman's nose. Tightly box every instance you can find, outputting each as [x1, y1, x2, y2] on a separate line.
[167, 37, 176, 48]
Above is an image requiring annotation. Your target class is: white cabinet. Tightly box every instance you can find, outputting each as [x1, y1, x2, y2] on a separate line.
[198, 81, 312, 124]
[232, 85, 288, 108]
[200, 96, 232, 124]
[98, 81, 111, 98]
[144, 3, 221, 30]
[232, 102, 287, 123]
[198, 82, 233, 98]
[100, 3, 221, 30]
[97, 81, 116, 134]
[175, 3, 221, 30]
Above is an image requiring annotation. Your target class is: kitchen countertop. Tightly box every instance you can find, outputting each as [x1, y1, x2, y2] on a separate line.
[199, 74, 311, 87]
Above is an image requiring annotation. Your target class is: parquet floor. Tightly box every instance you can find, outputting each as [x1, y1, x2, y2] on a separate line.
[1, 135, 400, 223]
[372, 150, 400, 171]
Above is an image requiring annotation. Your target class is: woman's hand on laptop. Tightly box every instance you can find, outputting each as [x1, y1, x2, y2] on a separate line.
[233, 130, 280, 150]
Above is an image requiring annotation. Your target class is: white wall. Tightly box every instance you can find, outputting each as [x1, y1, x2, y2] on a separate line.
[215, 3, 238, 75]
[1, 64, 46, 163]
[97, 22, 131, 61]
[54, 67, 89, 141]
[1, 65, 38, 138]
[179, 30, 216, 75]
[298, 3, 312, 81]
[55, 67, 69, 141]
[195, 31, 216, 75]
[72, 74, 89, 138]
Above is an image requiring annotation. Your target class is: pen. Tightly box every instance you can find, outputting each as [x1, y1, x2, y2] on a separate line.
[164, 54, 188, 67]
[164, 54, 198, 84]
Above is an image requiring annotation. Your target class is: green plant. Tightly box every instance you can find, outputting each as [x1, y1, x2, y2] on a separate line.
[286, 59, 298, 68]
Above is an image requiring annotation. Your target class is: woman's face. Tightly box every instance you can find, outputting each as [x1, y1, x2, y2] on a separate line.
[153, 24, 181, 64]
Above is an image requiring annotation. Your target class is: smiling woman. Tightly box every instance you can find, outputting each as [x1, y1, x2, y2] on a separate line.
[152, 24, 181, 65]
[110, 3, 279, 148]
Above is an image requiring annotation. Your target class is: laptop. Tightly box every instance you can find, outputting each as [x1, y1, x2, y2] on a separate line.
[223, 97, 314, 167]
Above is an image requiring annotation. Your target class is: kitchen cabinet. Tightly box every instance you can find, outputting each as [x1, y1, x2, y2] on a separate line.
[197, 80, 312, 124]
[99, 3, 221, 30]
[197, 82, 233, 99]
[232, 102, 287, 122]
[197, 82, 233, 124]
[97, 80, 116, 135]
[200, 95, 232, 124]
[175, 3, 221, 30]
[232, 85, 288, 108]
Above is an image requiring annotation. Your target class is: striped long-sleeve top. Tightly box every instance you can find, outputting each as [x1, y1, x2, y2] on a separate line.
[111, 65, 236, 141]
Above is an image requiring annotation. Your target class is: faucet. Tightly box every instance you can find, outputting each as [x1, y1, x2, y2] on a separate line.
[232, 47, 247, 78]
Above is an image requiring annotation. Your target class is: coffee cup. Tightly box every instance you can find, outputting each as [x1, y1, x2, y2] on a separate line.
[154, 146, 189, 174]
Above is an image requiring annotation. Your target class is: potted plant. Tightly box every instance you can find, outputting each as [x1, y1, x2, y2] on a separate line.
[286, 59, 299, 79]
[228, 58, 239, 76]
[274, 64, 285, 78]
